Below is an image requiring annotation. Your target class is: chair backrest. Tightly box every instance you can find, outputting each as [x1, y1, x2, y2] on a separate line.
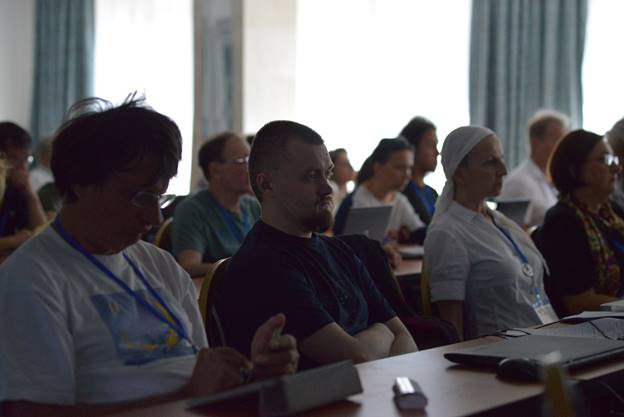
[198, 257, 231, 347]
[154, 217, 174, 252]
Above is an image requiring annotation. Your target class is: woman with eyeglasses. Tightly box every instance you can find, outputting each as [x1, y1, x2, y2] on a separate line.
[535, 130, 624, 316]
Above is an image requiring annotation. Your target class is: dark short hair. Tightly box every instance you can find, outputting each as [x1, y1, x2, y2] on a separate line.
[329, 148, 347, 164]
[0, 122, 32, 152]
[356, 138, 413, 184]
[52, 95, 182, 202]
[249, 120, 324, 201]
[550, 129, 603, 196]
[399, 116, 436, 149]
[198, 132, 240, 180]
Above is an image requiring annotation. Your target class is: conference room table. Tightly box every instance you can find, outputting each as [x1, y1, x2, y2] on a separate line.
[105, 334, 624, 417]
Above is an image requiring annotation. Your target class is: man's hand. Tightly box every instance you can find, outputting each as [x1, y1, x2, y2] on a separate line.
[250, 314, 299, 380]
[184, 347, 251, 397]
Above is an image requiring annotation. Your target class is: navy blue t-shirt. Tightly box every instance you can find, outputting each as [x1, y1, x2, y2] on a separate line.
[217, 221, 396, 367]
[0, 186, 29, 238]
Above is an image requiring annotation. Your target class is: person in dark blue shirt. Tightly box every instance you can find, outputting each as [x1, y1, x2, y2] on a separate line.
[217, 120, 417, 369]
[399, 116, 439, 224]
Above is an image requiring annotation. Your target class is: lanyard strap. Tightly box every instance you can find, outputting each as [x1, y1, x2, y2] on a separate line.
[410, 182, 435, 216]
[53, 218, 196, 351]
[216, 202, 249, 243]
[489, 213, 530, 264]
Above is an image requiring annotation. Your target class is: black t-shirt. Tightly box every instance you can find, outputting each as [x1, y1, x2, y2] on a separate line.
[0, 186, 29, 238]
[536, 202, 624, 316]
[217, 221, 396, 367]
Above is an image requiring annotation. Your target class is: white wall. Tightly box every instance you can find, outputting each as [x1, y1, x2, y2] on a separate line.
[0, 0, 35, 128]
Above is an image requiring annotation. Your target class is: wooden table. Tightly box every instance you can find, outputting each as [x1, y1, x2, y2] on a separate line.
[105, 336, 624, 417]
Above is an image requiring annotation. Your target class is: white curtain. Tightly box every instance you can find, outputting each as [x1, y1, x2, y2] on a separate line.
[94, 0, 194, 195]
[294, 0, 472, 193]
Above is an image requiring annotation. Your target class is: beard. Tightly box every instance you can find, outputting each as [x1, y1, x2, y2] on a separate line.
[301, 199, 334, 233]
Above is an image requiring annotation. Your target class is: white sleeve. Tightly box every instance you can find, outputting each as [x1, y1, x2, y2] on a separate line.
[397, 195, 425, 230]
[424, 227, 470, 302]
[0, 273, 76, 404]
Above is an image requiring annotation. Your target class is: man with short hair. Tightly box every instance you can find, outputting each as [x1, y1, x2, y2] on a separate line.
[172, 132, 260, 277]
[217, 120, 417, 370]
[0, 122, 46, 259]
[0, 98, 297, 416]
[500, 110, 570, 227]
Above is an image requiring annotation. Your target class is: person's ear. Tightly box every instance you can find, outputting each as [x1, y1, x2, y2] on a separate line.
[256, 172, 273, 197]
[208, 161, 220, 180]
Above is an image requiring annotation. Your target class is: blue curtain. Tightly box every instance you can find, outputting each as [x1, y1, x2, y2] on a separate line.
[470, 0, 587, 168]
[31, 0, 94, 146]
[192, 0, 234, 189]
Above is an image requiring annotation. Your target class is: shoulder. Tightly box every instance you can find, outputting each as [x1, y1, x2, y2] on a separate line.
[175, 190, 213, 213]
[542, 202, 580, 227]
[425, 184, 439, 199]
[394, 192, 412, 207]
[0, 228, 69, 293]
[240, 194, 261, 211]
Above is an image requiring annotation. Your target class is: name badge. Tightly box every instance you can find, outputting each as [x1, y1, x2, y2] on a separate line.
[534, 304, 558, 324]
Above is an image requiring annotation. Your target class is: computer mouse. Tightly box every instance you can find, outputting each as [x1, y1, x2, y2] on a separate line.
[496, 357, 542, 382]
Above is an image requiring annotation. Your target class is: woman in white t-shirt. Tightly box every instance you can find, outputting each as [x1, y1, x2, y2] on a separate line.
[334, 138, 425, 243]
[424, 126, 556, 340]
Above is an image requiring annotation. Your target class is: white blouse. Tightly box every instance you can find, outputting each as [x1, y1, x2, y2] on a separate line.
[424, 202, 551, 339]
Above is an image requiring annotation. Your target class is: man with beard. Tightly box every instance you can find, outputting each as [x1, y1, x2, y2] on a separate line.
[217, 120, 417, 370]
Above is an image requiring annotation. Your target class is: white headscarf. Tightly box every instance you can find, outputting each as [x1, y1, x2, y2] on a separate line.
[430, 125, 494, 226]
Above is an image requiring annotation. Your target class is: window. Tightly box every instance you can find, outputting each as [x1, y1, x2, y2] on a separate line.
[582, 0, 624, 135]
[294, 0, 472, 192]
[94, 0, 194, 195]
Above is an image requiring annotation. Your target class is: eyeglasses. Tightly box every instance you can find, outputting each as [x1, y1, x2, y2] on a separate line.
[131, 192, 176, 209]
[220, 156, 249, 166]
[590, 154, 620, 167]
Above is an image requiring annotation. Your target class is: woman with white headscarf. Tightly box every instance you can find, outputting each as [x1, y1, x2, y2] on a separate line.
[424, 126, 556, 340]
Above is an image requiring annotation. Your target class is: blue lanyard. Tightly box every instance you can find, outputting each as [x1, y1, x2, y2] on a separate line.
[410, 182, 435, 216]
[216, 202, 250, 244]
[489, 213, 530, 264]
[53, 218, 196, 352]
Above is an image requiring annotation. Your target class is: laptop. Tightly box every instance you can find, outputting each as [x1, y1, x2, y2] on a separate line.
[342, 206, 392, 242]
[444, 335, 624, 370]
[600, 299, 624, 311]
[494, 199, 530, 227]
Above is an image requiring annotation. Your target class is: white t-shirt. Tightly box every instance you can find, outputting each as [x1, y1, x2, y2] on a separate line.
[352, 186, 424, 234]
[499, 158, 558, 227]
[424, 202, 550, 339]
[0, 227, 208, 405]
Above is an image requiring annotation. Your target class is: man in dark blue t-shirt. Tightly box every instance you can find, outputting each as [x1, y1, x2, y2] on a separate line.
[217, 120, 418, 369]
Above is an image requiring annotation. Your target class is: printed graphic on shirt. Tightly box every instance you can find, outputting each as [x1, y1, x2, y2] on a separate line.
[91, 289, 194, 365]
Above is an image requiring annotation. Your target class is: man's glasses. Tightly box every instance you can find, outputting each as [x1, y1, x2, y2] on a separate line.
[131, 192, 176, 209]
[220, 156, 249, 166]
[592, 154, 620, 167]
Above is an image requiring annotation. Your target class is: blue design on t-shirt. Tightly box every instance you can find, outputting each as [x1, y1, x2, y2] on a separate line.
[91, 289, 195, 365]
